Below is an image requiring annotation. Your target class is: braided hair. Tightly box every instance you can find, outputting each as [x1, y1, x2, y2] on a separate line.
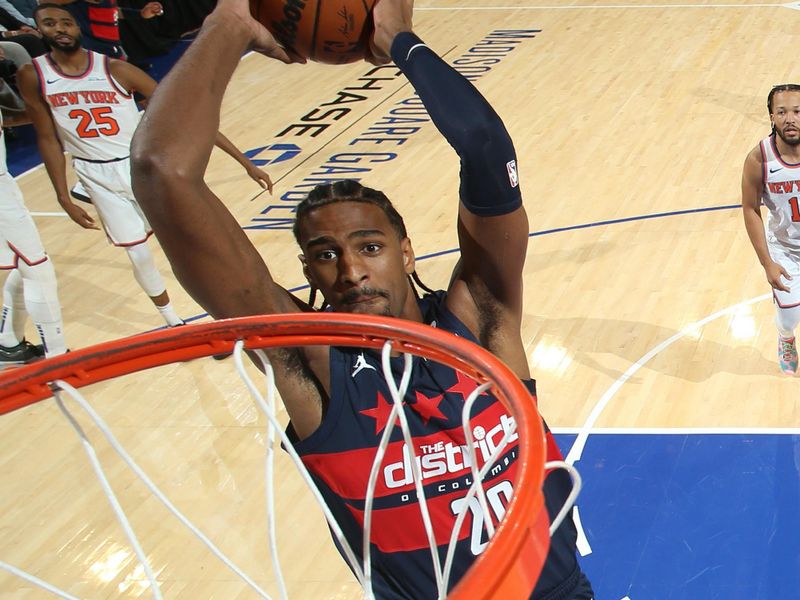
[293, 180, 435, 310]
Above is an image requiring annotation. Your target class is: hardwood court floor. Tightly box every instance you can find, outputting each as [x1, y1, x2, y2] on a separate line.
[2, 1, 799, 598]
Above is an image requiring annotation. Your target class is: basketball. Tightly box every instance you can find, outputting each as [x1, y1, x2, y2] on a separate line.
[249, 0, 377, 65]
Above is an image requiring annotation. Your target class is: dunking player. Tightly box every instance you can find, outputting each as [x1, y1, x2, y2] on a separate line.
[131, 0, 593, 597]
[742, 84, 800, 375]
[17, 3, 272, 329]
[0, 103, 67, 363]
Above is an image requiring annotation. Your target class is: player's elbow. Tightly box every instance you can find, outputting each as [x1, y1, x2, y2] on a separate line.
[464, 105, 512, 147]
[130, 143, 163, 203]
[131, 136, 195, 202]
[131, 150, 196, 232]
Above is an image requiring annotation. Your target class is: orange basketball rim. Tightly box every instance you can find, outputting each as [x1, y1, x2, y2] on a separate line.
[0, 313, 550, 598]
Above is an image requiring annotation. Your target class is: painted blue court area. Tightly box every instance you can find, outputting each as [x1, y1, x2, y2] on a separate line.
[553, 432, 800, 599]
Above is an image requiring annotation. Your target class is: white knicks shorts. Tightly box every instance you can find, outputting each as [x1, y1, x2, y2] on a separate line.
[0, 172, 48, 269]
[768, 238, 800, 309]
[72, 156, 152, 247]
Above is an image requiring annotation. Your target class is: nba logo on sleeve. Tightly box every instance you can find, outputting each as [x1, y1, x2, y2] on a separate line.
[506, 160, 519, 188]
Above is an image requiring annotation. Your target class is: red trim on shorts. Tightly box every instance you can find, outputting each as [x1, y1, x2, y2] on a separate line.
[5, 242, 49, 267]
[111, 230, 153, 248]
[773, 290, 800, 309]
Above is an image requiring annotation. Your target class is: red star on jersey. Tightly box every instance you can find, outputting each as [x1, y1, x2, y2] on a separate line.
[447, 370, 483, 401]
[411, 391, 447, 425]
[359, 392, 400, 436]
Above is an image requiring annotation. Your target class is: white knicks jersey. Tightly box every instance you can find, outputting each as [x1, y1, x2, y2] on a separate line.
[761, 134, 800, 251]
[32, 51, 141, 161]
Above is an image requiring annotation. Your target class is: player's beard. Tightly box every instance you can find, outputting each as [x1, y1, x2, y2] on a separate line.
[776, 126, 800, 147]
[43, 32, 83, 54]
[338, 286, 393, 316]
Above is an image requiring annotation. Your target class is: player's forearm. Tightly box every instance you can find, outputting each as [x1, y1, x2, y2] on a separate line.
[743, 207, 773, 267]
[37, 138, 71, 203]
[214, 131, 250, 168]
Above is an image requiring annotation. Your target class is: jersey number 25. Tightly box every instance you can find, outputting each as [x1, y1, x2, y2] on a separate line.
[68, 107, 120, 139]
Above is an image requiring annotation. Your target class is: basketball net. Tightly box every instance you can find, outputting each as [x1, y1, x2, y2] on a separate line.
[0, 314, 580, 599]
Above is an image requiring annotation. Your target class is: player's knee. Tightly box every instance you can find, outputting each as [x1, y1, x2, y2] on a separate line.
[125, 243, 165, 297]
[18, 258, 57, 290]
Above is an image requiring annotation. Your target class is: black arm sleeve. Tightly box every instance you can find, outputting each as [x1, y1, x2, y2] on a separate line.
[390, 32, 522, 216]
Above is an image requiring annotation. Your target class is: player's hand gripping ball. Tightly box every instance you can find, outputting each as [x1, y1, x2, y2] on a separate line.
[249, 0, 378, 64]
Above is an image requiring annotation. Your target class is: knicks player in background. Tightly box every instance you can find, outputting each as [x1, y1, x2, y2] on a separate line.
[130, 0, 594, 597]
[742, 84, 800, 375]
[16, 3, 273, 329]
[0, 98, 66, 363]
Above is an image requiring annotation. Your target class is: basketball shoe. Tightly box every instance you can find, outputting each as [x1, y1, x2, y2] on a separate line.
[778, 335, 798, 375]
[0, 340, 44, 365]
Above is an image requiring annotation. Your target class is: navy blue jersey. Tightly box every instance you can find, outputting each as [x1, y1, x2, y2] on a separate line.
[289, 291, 591, 599]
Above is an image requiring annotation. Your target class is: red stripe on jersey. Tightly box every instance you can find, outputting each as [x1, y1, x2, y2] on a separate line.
[90, 23, 120, 41]
[345, 486, 479, 552]
[302, 401, 519, 500]
[545, 430, 564, 464]
[88, 5, 119, 24]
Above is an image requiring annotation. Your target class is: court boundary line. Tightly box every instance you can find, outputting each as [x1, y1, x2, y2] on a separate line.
[560, 292, 770, 557]
[416, 204, 740, 261]
[553, 426, 800, 434]
[564, 292, 772, 467]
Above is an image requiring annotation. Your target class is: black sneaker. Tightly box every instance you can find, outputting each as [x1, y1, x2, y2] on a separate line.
[0, 340, 42, 364]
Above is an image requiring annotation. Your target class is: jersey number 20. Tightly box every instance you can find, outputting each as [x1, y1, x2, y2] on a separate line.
[68, 107, 120, 138]
[449, 480, 513, 555]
